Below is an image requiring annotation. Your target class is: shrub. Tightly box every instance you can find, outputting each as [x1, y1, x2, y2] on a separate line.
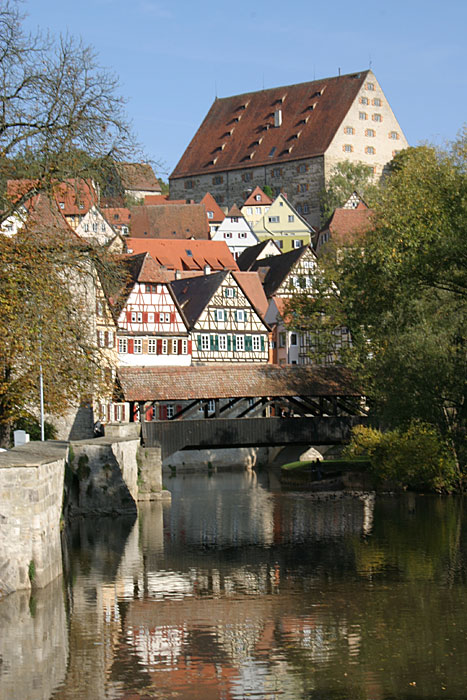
[344, 422, 458, 492]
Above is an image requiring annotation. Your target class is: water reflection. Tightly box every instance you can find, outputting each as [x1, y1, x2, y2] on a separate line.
[2, 473, 467, 698]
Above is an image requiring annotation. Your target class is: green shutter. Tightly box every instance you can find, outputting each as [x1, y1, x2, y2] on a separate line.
[227, 335, 231, 351]
[245, 335, 252, 351]
[261, 336, 265, 351]
[210, 334, 215, 350]
[197, 335, 202, 350]
[233, 335, 236, 351]
[215, 335, 219, 351]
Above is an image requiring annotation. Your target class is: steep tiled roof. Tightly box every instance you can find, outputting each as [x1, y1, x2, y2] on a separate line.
[324, 207, 374, 245]
[251, 246, 314, 297]
[117, 364, 361, 401]
[243, 186, 272, 206]
[170, 71, 369, 179]
[227, 203, 243, 218]
[236, 240, 281, 271]
[116, 163, 161, 193]
[170, 271, 228, 327]
[128, 204, 210, 239]
[23, 193, 79, 241]
[102, 207, 131, 227]
[7, 178, 98, 216]
[232, 271, 269, 319]
[200, 192, 225, 222]
[124, 238, 238, 271]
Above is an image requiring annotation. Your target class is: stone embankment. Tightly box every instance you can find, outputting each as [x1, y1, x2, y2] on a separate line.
[0, 425, 169, 598]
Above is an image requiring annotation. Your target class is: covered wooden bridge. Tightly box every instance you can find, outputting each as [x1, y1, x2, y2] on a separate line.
[117, 364, 367, 458]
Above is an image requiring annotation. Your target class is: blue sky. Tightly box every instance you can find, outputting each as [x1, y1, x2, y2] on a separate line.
[23, 0, 467, 180]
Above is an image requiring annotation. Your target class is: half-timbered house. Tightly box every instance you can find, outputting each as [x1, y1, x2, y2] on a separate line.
[170, 270, 270, 364]
[113, 253, 191, 369]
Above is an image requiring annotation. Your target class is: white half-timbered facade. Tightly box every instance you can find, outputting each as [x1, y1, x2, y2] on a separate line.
[114, 254, 191, 367]
[170, 271, 269, 364]
[211, 205, 259, 260]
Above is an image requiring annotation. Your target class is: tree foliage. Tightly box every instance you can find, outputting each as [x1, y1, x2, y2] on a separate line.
[0, 0, 136, 221]
[319, 160, 380, 225]
[288, 133, 467, 474]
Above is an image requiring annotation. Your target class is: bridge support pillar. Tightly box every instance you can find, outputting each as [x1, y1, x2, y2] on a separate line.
[137, 444, 170, 502]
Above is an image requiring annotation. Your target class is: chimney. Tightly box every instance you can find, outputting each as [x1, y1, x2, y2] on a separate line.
[204, 264, 211, 275]
[274, 109, 282, 128]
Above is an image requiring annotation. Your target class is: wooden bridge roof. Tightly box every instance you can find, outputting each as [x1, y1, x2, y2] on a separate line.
[117, 364, 361, 402]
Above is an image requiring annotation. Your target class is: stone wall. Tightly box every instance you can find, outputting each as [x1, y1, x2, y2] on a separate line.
[0, 441, 68, 597]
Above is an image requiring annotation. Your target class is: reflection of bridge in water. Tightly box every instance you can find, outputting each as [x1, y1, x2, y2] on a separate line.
[143, 415, 368, 458]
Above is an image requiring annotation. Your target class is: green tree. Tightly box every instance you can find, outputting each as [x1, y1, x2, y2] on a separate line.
[319, 160, 380, 225]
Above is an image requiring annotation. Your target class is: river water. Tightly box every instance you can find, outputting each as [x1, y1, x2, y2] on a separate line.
[2, 471, 467, 699]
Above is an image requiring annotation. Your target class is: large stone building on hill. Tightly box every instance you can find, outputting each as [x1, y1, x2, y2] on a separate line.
[169, 70, 408, 227]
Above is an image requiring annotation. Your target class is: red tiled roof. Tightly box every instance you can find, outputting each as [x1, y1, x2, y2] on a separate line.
[124, 238, 238, 271]
[144, 195, 192, 205]
[326, 207, 374, 245]
[233, 271, 269, 318]
[200, 192, 225, 222]
[170, 71, 369, 179]
[128, 204, 210, 239]
[227, 203, 243, 218]
[116, 163, 161, 193]
[117, 364, 361, 401]
[243, 186, 272, 206]
[7, 178, 98, 216]
[102, 207, 131, 226]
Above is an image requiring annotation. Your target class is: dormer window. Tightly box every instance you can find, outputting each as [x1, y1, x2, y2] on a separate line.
[59, 202, 65, 209]
[268, 146, 276, 157]
[207, 211, 214, 219]
[255, 194, 261, 201]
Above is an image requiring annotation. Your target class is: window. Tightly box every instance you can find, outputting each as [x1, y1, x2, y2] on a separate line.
[201, 334, 210, 350]
[216, 309, 225, 321]
[166, 405, 174, 419]
[344, 126, 354, 135]
[118, 338, 127, 353]
[224, 287, 236, 298]
[343, 144, 353, 152]
[236, 309, 245, 322]
[279, 332, 286, 347]
[131, 311, 143, 323]
[297, 183, 308, 193]
[296, 204, 302, 213]
[365, 146, 375, 155]
[243, 172, 253, 182]
[288, 215, 295, 222]
[181, 338, 188, 354]
[268, 146, 276, 157]
[148, 338, 157, 353]
[246, 207, 252, 215]
[185, 180, 194, 189]
[219, 334, 228, 351]
[107, 331, 114, 348]
[290, 333, 298, 346]
[159, 312, 164, 323]
[134, 338, 142, 354]
[293, 239, 303, 248]
[277, 240, 283, 248]
[239, 231, 247, 238]
[171, 339, 178, 354]
[231, 217, 238, 223]
[365, 128, 375, 137]
[255, 207, 261, 214]
[389, 131, 399, 140]
[255, 194, 262, 201]
[366, 82, 375, 91]
[98, 330, 105, 347]
[359, 112, 367, 120]
[101, 223, 106, 232]
[224, 232, 232, 238]
[59, 202, 65, 209]
[92, 223, 98, 233]
[84, 223, 89, 232]
[252, 335, 261, 351]
[161, 338, 168, 354]
[272, 167, 281, 177]
[297, 163, 307, 173]
[360, 96, 369, 105]
[372, 113, 382, 122]
[207, 400, 216, 413]
[96, 300, 104, 316]
[373, 97, 381, 106]
[268, 215, 280, 223]
[212, 175, 223, 185]
[207, 211, 214, 219]
[236, 335, 245, 351]
[145, 284, 156, 293]
[303, 204, 310, 214]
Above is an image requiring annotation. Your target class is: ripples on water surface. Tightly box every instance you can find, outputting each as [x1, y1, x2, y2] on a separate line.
[2, 470, 467, 699]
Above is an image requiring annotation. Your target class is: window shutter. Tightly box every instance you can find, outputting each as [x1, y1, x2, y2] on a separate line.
[197, 335, 202, 350]
[171, 312, 175, 323]
[188, 340, 192, 354]
[261, 336, 265, 351]
[157, 339, 162, 354]
[126, 311, 132, 322]
[233, 335, 236, 351]
[176, 404, 182, 416]
[161, 405, 168, 420]
[210, 335, 216, 351]
[143, 312, 148, 323]
[245, 335, 252, 351]
[128, 339, 134, 354]
[122, 405, 126, 422]
[145, 406, 153, 422]
[234, 311, 237, 322]
[227, 335, 231, 351]
[104, 331, 108, 347]
[215, 335, 219, 351]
